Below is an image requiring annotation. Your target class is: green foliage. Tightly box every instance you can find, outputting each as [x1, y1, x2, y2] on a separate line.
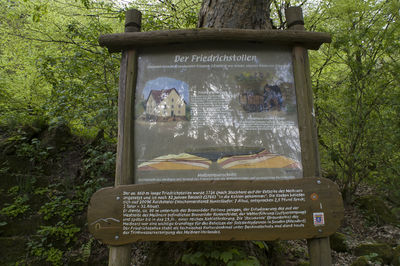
[1, 123, 114, 265]
[363, 253, 382, 265]
[83, 143, 116, 179]
[37, 223, 81, 244]
[24, 139, 114, 265]
[0, 193, 29, 218]
[39, 193, 82, 221]
[1, 0, 400, 264]
[309, 0, 400, 203]
[252, 241, 269, 251]
[356, 195, 398, 226]
[77, 237, 94, 263]
[270, 0, 317, 29]
[128, 0, 201, 31]
[16, 138, 51, 165]
[0, 0, 201, 137]
[28, 242, 64, 266]
[0, 0, 120, 137]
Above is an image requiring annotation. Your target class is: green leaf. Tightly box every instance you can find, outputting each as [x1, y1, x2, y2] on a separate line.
[220, 251, 234, 263]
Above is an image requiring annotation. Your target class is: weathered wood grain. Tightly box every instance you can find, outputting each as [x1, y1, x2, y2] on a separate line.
[197, 0, 273, 29]
[109, 9, 140, 266]
[115, 49, 137, 186]
[88, 178, 344, 245]
[99, 28, 331, 52]
[288, 6, 333, 266]
[293, 46, 320, 178]
[285, 7, 305, 30]
[125, 9, 142, 32]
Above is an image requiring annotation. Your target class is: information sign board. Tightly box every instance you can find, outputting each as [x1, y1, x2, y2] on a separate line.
[96, 13, 337, 265]
[88, 178, 343, 245]
[135, 43, 302, 183]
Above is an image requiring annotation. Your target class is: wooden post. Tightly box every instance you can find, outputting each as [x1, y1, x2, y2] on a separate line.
[108, 9, 141, 266]
[287, 7, 332, 266]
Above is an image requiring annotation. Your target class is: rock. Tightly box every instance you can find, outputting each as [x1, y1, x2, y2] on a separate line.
[392, 207, 400, 221]
[40, 122, 72, 150]
[330, 232, 349, 252]
[354, 243, 393, 264]
[90, 129, 104, 147]
[350, 256, 369, 266]
[297, 261, 309, 266]
[356, 195, 398, 226]
[392, 245, 400, 266]
[21, 119, 48, 140]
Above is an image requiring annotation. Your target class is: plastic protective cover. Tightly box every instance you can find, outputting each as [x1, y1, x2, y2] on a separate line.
[134, 43, 302, 183]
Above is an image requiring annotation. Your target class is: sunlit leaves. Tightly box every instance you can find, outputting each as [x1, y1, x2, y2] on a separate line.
[0, 0, 201, 136]
[0, 0, 122, 137]
[309, 0, 400, 202]
[126, 0, 201, 31]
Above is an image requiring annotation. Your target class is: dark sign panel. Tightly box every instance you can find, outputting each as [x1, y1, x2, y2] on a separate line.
[135, 43, 302, 183]
[88, 178, 343, 245]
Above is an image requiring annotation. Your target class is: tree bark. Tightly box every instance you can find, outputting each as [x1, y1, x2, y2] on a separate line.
[194, 0, 274, 265]
[198, 0, 273, 29]
[138, 2, 275, 265]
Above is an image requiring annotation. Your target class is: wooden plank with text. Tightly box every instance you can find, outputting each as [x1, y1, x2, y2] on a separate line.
[88, 178, 343, 245]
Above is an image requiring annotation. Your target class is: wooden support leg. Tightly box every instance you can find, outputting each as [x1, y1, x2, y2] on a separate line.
[108, 9, 141, 266]
[308, 237, 332, 266]
[287, 7, 334, 266]
[109, 245, 131, 266]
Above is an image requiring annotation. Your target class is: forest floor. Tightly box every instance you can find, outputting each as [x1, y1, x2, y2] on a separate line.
[281, 184, 400, 266]
[332, 206, 400, 265]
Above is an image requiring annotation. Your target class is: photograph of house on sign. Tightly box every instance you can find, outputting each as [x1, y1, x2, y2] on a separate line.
[145, 88, 187, 121]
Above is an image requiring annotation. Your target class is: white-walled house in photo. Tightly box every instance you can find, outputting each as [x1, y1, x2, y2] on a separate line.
[145, 88, 186, 120]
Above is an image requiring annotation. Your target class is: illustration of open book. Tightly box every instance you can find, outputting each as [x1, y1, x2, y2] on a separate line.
[137, 147, 300, 171]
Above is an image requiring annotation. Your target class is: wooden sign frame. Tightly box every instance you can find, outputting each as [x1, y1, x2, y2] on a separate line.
[88, 178, 343, 245]
[95, 7, 340, 266]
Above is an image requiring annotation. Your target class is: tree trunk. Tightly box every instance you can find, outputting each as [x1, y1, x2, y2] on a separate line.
[198, 0, 273, 29]
[192, 0, 274, 265]
[138, 2, 275, 265]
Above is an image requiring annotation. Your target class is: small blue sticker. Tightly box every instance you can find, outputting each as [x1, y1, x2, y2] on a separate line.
[313, 212, 325, 226]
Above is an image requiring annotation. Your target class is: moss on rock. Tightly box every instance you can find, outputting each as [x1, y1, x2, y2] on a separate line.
[330, 232, 349, 252]
[356, 195, 398, 226]
[354, 243, 393, 264]
[350, 256, 369, 266]
[40, 122, 72, 151]
[392, 245, 400, 266]
[392, 207, 400, 221]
